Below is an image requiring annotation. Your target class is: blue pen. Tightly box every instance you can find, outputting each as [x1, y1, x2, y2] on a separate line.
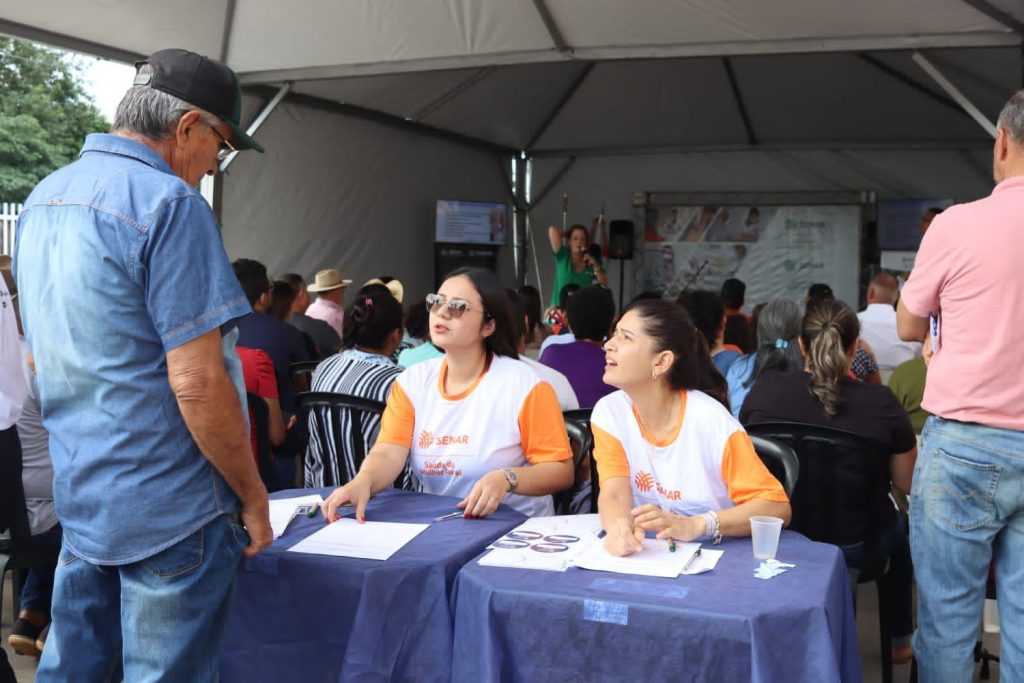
[434, 511, 464, 522]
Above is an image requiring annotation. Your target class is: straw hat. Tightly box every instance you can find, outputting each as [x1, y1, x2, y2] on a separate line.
[307, 268, 352, 293]
[363, 277, 404, 303]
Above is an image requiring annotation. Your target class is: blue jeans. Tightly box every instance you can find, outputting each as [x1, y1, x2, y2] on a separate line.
[911, 416, 1024, 683]
[20, 524, 62, 617]
[36, 513, 247, 683]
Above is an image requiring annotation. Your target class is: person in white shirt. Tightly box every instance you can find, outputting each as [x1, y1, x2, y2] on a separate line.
[594, 298, 791, 557]
[508, 289, 579, 411]
[858, 273, 921, 370]
[322, 268, 573, 521]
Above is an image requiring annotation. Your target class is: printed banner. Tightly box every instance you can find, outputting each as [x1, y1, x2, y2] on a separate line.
[637, 204, 861, 310]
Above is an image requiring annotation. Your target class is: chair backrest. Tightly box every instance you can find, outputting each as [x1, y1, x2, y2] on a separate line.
[557, 409, 595, 515]
[246, 392, 276, 491]
[290, 360, 322, 386]
[749, 435, 800, 498]
[745, 422, 890, 570]
[298, 391, 386, 488]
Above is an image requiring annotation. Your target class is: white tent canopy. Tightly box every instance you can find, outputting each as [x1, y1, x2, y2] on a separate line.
[2, 1, 1022, 302]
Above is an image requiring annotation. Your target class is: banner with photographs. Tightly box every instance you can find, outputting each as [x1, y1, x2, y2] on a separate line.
[638, 204, 861, 310]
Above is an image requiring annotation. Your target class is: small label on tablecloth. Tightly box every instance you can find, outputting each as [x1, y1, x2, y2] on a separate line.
[583, 599, 629, 625]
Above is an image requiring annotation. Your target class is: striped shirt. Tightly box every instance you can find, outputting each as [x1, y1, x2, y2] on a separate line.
[304, 349, 413, 489]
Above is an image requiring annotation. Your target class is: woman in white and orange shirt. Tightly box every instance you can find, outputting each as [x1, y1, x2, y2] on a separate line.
[322, 268, 573, 521]
[595, 298, 791, 556]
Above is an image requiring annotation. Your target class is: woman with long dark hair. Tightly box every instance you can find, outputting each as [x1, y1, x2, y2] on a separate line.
[740, 299, 916, 664]
[322, 268, 573, 520]
[594, 299, 791, 556]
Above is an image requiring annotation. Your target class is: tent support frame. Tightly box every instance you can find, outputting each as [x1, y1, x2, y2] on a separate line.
[912, 51, 997, 138]
[722, 57, 757, 145]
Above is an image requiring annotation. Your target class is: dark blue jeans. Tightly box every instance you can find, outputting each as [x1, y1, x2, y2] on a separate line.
[20, 523, 62, 617]
[839, 513, 913, 641]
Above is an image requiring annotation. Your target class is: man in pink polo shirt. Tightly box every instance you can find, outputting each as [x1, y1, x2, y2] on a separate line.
[898, 89, 1024, 682]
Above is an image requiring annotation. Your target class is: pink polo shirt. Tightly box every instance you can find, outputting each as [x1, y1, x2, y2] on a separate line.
[306, 297, 344, 339]
[901, 175, 1024, 431]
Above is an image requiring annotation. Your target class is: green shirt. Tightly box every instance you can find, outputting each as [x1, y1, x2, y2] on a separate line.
[888, 357, 929, 434]
[550, 246, 602, 306]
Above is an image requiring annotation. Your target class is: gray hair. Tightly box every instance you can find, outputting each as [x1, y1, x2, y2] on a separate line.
[997, 89, 1024, 145]
[744, 298, 803, 388]
[112, 64, 216, 139]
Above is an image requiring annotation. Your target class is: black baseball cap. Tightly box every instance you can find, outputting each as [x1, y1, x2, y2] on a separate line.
[133, 48, 264, 153]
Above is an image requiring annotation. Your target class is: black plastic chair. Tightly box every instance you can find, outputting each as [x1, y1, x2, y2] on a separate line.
[745, 422, 902, 683]
[0, 450, 59, 635]
[246, 391, 277, 491]
[557, 410, 595, 515]
[289, 360, 321, 388]
[297, 391, 387, 488]
[749, 434, 800, 498]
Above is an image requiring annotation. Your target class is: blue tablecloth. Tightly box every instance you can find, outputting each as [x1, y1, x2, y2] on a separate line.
[451, 530, 861, 683]
[221, 488, 526, 683]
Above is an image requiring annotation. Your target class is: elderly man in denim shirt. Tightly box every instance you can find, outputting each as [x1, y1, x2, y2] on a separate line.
[14, 49, 271, 682]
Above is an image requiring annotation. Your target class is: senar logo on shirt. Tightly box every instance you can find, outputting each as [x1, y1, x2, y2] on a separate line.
[418, 430, 470, 449]
[633, 471, 682, 501]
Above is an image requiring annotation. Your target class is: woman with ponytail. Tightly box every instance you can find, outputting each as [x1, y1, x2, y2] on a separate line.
[305, 288, 408, 488]
[740, 299, 917, 664]
[593, 298, 791, 557]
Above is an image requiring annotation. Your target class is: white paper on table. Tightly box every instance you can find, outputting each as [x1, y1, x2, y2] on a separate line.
[681, 548, 724, 575]
[478, 514, 603, 572]
[573, 539, 702, 578]
[286, 518, 429, 560]
[269, 495, 324, 539]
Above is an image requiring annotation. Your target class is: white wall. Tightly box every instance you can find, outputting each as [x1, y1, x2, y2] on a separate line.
[221, 97, 513, 305]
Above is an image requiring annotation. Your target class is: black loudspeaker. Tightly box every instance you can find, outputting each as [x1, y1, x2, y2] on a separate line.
[608, 220, 634, 260]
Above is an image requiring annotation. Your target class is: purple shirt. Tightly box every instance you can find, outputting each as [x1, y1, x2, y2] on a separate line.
[539, 341, 614, 409]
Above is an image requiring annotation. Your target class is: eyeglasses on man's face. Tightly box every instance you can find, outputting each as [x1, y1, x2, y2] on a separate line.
[425, 292, 480, 319]
[206, 123, 237, 162]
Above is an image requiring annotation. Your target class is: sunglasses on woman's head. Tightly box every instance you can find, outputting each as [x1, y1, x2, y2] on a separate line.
[425, 292, 475, 319]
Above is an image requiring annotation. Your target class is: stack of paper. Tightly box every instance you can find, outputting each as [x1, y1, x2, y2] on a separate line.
[477, 514, 603, 571]
[573, 539, 724, 578]
[269, 494, 324, 539]
[287, 518, 429, 560]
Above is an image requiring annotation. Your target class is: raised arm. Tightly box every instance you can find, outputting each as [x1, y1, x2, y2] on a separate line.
[547, 225, 564, 254]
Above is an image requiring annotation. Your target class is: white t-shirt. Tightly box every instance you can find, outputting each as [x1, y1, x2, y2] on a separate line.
[377, 355, 571, 517]
[591, 389, 787, 516]
[521, 357, 579, 411]
[858, 303, 922, 370]
[0, 275, 26, 430]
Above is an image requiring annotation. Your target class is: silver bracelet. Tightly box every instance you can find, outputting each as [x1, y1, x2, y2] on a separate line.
[702, 511, 723, 545]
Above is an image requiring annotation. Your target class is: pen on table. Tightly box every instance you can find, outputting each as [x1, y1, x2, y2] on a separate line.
[667, 537, 676, 553]
[683, 547, 702, 573]
[306, 502, 320, 518]
[434, 511, 465, 522]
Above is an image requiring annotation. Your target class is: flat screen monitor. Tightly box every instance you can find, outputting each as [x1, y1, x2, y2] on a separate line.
[435, 200, 508, 246]
[876, 199, 953, 251]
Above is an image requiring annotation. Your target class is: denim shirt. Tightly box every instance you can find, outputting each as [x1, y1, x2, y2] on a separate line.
[13, 134, 252, 565]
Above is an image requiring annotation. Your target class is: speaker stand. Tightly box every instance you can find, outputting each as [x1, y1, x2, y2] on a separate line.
[614, 257, 626, 311]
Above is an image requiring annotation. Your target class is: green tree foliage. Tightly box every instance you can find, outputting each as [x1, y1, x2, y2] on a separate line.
[0, 37, 109, 201]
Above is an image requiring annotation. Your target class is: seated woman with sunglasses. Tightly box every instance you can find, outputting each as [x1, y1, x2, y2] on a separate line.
[594, 299, 791, 557]
[322, 268, 574, 521]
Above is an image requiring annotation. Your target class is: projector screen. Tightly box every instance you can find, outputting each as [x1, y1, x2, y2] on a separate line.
[435, 200, 508, 245]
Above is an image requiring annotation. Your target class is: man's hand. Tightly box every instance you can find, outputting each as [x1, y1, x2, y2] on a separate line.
[240, 493, 272, 557]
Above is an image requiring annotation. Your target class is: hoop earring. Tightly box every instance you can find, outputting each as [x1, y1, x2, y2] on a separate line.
[652, 370, 659, 381]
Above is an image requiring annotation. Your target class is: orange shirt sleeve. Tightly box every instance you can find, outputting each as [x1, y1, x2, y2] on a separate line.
[517, 381, 572, 464]
[592, 423, 630, 481]
[721, 430, 789, 504]
[376, 381, 415, 448]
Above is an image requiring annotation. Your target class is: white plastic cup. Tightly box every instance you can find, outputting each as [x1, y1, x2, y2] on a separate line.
[750, 516, 784, 560]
